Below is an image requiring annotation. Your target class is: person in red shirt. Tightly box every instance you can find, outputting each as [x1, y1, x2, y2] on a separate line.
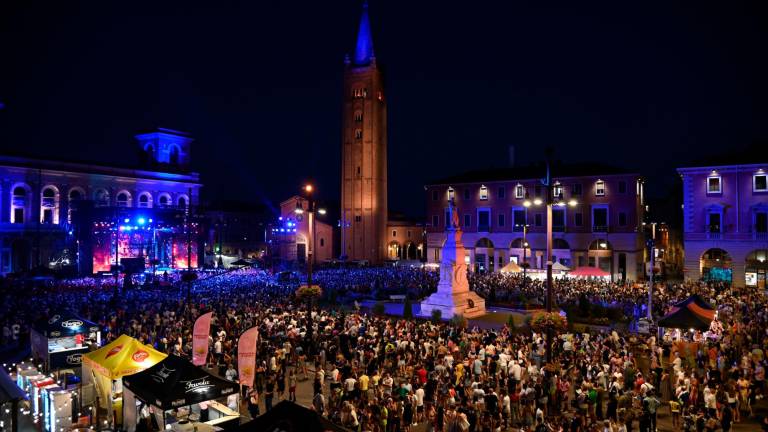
[417, 366, 427, 385]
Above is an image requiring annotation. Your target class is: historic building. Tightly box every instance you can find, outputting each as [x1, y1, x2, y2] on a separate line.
[425, 164, 646, 281]
[204, 201, 271, 266]
[339, 2, 423, 264]
[268, 196, 334, 265]
[678, 163, 768, 288]
[0, 128, 202, 275]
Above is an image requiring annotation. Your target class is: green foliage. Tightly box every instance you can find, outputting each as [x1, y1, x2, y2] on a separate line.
[372, 301, 386, 316]
[403, 297, 413, 319]
[450, 313, 468, 328]
[431, 309, 442, 323]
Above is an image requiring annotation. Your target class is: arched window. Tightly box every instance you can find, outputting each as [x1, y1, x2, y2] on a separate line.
[158, 193, 171, 208]
[169, 145, 180, 165]
[553, 238, 570, 250]
[116, 191, 131, 207]
[68, 188, 84, 224]
[94, 189, 110, 207]
[138, 192, 152, 208]
[177, 195, 188, 209]
[40, 186, 59, 224]
[68, 189, 82, 201]
[11, 185, 29, 224]
[143, 144, 155, 163]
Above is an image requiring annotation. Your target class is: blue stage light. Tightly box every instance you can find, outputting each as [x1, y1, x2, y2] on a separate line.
[137, 217, 146, 225]
[124, 218, 130, 223]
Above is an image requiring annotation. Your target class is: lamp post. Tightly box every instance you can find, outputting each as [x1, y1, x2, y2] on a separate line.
[296, 184, 325, 355]
[523, 159, 578, 364]
[515, 223, 531, 284]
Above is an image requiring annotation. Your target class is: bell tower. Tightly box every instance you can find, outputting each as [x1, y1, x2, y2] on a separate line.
[340, 2, 388, 263]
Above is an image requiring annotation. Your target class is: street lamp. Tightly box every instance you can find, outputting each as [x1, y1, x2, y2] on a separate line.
[296, 184, 325, 355]
[523, 157, 578, 364]
[515, 223, 531, 284]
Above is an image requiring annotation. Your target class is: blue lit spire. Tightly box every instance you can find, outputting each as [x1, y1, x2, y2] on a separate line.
[353, 1, 375, 66]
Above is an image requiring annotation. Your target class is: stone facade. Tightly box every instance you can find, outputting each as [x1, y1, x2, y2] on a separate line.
[678, 163, 768, 287]
[425, 166, 646, 281]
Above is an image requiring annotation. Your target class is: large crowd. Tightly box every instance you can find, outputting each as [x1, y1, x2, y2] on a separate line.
[1, 267, 767, 432]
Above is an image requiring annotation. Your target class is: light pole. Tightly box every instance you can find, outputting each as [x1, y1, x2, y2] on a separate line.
[515, 223, 531, 284]
[647, 222, 657, 320]
[296, 184, 325, 355]
[523, 159, 577, 364]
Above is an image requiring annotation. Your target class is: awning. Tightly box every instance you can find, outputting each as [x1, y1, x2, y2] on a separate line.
[123, 355, 237, 410]
[552, 262, 570, 272]
[0, 369, 25, 404]
[659, 294, 716, 330]
[500, 262, 522, 273]
[83, 335, 167, 380]
[569, 266, 610, 277]
[33, 314, 100, 338]
[238, 400, 351, 432]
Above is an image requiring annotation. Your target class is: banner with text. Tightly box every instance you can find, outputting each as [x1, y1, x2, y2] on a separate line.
[237, 327, 259, 387]
[192, 312, 213, 366]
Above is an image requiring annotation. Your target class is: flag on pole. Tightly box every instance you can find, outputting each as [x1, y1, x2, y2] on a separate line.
[237, 327, 259, 387]
[192, 312, 213, 366]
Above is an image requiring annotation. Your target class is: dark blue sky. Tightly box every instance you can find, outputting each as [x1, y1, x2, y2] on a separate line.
[0, 0, 765, 218]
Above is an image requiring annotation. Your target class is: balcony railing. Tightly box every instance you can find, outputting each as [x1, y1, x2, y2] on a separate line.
[755, 232, 768, 241]
[592, 225, 608, 233]
[478, 225, 490, 233]
[706, 231, 722, 240]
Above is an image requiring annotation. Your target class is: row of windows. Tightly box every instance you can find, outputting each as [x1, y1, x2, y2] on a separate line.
[432, 207, 628, 231]
[8, 184, 189, 224]
[706, 173, 767, 194]
[434, 179, 627, 202]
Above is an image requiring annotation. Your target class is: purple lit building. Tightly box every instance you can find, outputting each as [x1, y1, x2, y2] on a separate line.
[678, 163, 768, 288]
[425, 164, 646, 281]
[0, 129, 202, 275]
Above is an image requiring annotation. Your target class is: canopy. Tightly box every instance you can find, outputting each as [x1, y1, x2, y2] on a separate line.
[0, 369, 25, 404]
[238, 400, 351, 432]
[33, 314, 100, 338]
[658, 294, 717, 330]
[658, 305, 713, 330]
[83, 335, 166, 380]
[123, 355, 237, 410]
[673, 294, 715, 311]
[552, 262, 570, 272]
[500, 261, 522, 273]
[569, 266, 610, 277]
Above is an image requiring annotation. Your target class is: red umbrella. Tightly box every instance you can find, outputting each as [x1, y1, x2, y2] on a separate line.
[569, 266, 610, 277]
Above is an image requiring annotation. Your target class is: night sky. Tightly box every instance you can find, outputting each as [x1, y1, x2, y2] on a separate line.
[0, 1, 766, 220]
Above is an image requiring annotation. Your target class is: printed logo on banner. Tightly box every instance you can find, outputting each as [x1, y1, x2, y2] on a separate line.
[132, 350, 149, 362]
[50, 331, 61, 337]
[151, 366, 176, 383]
[181, 377, 213, 394]
[221, 387, 234, 395]
[105, 345, 124, 359]
[172, 399, 186, 407]
[61, 320, 84, 328]
[48, 315, 61, 324]
[67, 353, 83, 365]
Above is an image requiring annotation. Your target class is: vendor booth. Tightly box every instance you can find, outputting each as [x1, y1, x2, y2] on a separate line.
[123, 355, 240, 432]
[0, 369, 26, 432]
[658, 294, 716, 331]
[238, 400, 350, 432]
[82, 335, 167, 427]
[31, 314, 102, 374]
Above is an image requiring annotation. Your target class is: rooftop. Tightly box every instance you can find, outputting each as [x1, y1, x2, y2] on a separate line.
[427, 162, 635, 186]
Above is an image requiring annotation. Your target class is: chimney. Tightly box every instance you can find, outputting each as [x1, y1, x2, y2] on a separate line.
[508, 145, 515, 167]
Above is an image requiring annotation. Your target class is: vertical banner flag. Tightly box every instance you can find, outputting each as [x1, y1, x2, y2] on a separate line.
[192, 312, 213, 366]
[237, 327, 259, 387]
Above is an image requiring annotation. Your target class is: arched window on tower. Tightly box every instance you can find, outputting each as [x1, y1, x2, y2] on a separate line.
[68, 188, 84, 224]
[169, 145, 180, 165]
[158, 193, 171, 208]
[177, 195, 188, 210]
[94, 189, 109, 207]
[116, 191, 132, 207]
[138, 192, 152, 208]
[354, 111, 363, 122]
[355, 129, 363, 139]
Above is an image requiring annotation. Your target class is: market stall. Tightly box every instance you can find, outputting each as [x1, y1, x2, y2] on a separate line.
[658, 294, 716, 331]
[82, 335, 167, 427]
[31, 314, 102, 375]
[0, 369, 26, 432]
[123, 355, 240, 432]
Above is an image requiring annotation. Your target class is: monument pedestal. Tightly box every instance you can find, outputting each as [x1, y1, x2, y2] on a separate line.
[421, 290, 486, 319]
[420, 202, 486, 319]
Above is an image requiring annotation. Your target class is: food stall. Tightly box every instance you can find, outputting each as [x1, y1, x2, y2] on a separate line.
[41, 384, 74, 432]
[123, 355, 240, 432]
[82, 334, 167, 427]
[31, 314, 102, 375]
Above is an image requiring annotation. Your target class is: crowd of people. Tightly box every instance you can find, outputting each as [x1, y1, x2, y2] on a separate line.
[1, 266, 767, 432]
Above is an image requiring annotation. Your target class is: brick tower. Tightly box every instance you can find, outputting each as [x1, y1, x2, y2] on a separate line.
[340, 2, 387, 263]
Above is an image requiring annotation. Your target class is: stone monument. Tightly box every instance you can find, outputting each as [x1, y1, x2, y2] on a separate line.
[421, 199, 486, 319]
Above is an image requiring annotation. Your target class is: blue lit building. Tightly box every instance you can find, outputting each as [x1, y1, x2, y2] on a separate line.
[0, 128, 202, 275]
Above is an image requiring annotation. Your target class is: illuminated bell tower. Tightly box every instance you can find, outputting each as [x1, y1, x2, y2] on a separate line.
[340, 2, 387, 263]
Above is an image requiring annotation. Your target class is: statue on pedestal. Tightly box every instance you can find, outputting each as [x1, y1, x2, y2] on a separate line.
[421, 199, 486, 319]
